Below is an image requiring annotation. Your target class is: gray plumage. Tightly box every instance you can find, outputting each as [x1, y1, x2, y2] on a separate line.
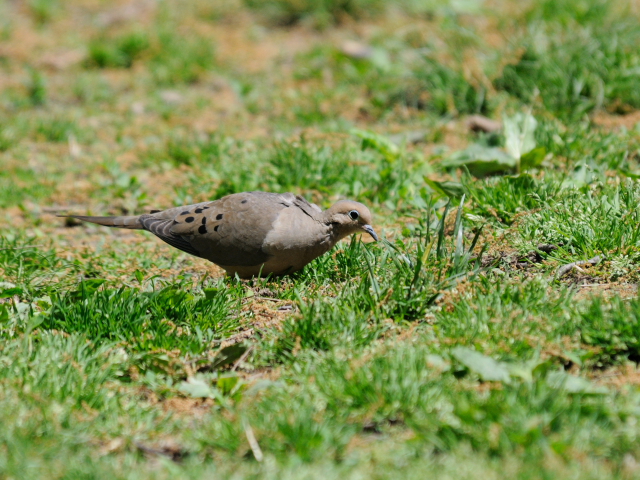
[60, 191, 378, 278]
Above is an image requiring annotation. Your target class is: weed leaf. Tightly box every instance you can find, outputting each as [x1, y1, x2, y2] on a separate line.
[451, 347, 511, 382]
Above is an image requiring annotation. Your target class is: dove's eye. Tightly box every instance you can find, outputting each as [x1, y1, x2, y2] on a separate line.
[348, 210, 359, 221]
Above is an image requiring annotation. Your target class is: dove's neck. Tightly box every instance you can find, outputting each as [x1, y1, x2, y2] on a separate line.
[320, 213, 358, 245]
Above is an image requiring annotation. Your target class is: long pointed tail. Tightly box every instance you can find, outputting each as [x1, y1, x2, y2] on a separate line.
[58, 214, 144, 229]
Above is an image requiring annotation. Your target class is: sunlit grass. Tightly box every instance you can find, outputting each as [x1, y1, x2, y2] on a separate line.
[1, 0, 640, 478]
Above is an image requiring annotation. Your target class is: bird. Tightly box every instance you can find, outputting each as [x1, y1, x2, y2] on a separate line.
[59, 191, 378, 278]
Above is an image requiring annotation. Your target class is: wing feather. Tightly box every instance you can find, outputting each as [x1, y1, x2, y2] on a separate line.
[139, 215, 203, 258]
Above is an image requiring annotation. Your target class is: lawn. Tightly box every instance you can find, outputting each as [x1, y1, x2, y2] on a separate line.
[2, 0, 640, 478]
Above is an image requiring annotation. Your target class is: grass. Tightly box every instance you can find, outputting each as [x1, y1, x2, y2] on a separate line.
[2, 0, 640, 478]
[495, 0, 640, 118]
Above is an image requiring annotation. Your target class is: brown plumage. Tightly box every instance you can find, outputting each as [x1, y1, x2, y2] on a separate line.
[60, 191, 378, 278]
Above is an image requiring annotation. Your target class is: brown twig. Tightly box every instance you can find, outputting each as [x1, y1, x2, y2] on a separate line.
[243, 420, 263, 462]
[556, 255, 602, 278]
[231, 345, 254, 372]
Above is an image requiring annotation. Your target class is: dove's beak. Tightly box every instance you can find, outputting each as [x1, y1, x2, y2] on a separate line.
[362, 225, 378, 242]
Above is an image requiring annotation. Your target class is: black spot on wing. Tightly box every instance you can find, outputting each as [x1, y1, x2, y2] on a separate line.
[216, 213, 223, 220]
[181, 211, 190, 215]
[185, 217, 195, 223]
[202, 217, 206, 224]
[195, 208, 203, 213]
[241, 200, 247, 204]
[198, 225, 207, 234]
[214, 225, 219, 232]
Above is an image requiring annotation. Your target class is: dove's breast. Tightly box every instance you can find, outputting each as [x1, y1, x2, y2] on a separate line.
[256, 207, 333, 275]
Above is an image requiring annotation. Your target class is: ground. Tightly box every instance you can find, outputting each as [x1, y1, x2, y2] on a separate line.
[2, 0, 640, 478]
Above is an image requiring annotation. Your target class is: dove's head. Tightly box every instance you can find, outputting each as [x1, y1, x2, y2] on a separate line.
[326, 200, 378, 242]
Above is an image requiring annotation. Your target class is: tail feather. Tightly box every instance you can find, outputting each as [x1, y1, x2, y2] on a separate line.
[58, 214, 144, 230]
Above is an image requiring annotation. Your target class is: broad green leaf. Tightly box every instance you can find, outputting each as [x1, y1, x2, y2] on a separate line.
[546, 371, 608, 394]
[562, 161, 599, 188]
[424, 178, 467, 199]
[217, 375, 240, 395]
[442, 144, 516, 176]
[26, 314, 45, 333]
[0, 287, 23, 298]
[178, 376, 216, 398]
[505, 363, 538, 382]
[452, 347, 511, 382]
[244, 379, 286, 397]
[203, 287, 220, 300]
[369, 48, 391, 71]
[426, 354, 451, 372]
[504, 112, 537, 160]
[520, 146, 546, 171]
[211, 344, 247, 369]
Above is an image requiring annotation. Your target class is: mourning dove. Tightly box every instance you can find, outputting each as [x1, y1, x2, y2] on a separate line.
[60, 191, 378, 278]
